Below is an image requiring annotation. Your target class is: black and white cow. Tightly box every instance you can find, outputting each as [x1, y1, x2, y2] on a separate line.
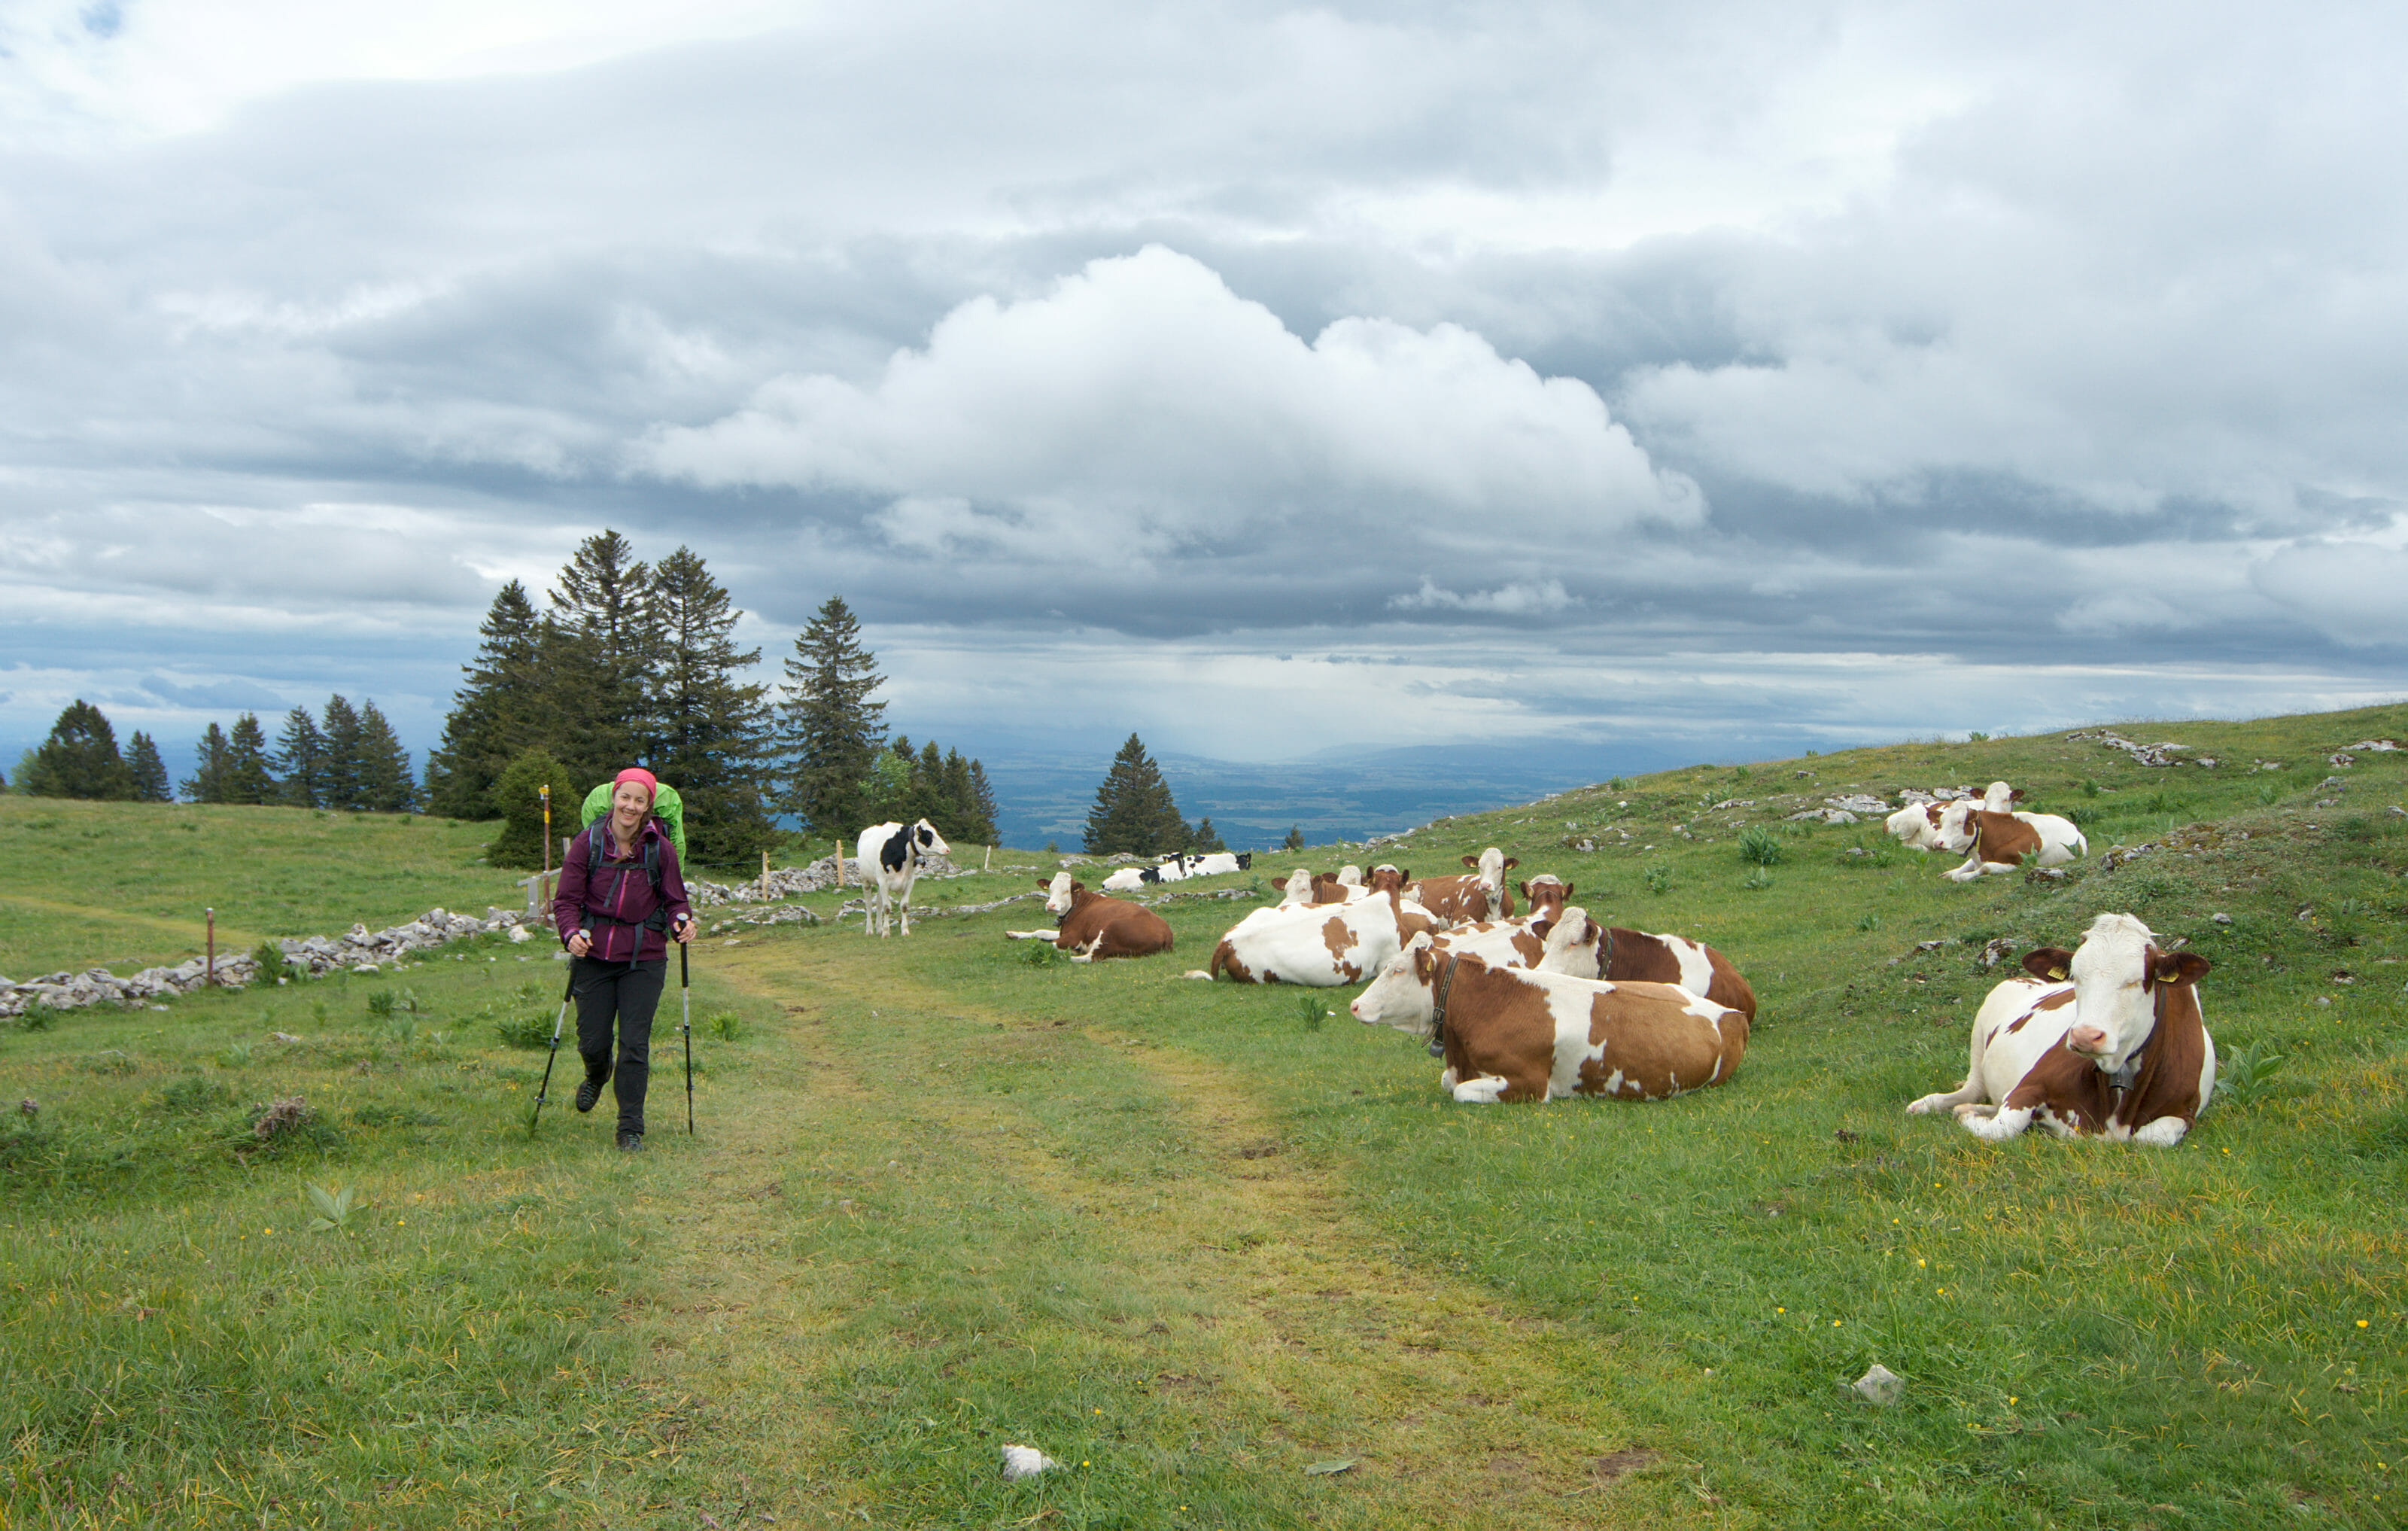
[856, 819, 950, 936]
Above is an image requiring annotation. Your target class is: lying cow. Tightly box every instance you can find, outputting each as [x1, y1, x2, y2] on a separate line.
[1514, 875, 1758, 1021]
[1884, 781, 2020, 850]
[1932, 804, 2087, 881]
[1351, 937, 1748, 1103]
[1907, 912, 2214, 1145]
[1209, 889, 1437, 986]
[1427, 906, 1605, 978]
[856, 818, 950, 936]
[1408, 848, 1518, 924]
[1005, 873, 1175, 961]
[1185, 851, 1251, 876]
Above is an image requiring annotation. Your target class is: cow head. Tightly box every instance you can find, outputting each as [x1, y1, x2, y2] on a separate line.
[1464, 846, 1518, 887]
[1365, 863, 1408, 896]
[2032, 914, 2212, 1076]
[1933, 802, 1980, 853]
[1337, 864, 1364, 886]
[1517, 875, 1571, 924]
[1039, 872, 1078, 917]
[1537, 905, 1604, 976]
[911, 819, 950, 859]
[1234, 852, 1253, 869]
[1277, 867, 1316, 906]
[1351, 932, 1440, 1034]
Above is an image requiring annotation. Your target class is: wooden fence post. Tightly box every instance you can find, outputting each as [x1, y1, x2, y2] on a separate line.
[205, 907, 215, 987]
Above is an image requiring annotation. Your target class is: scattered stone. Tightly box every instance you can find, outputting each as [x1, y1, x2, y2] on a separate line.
[2098, 843, 2157, 873]
[2212, 912, 2233, 925]
[1826, 794, 1892, 816]
[2066, 729, 2198, 767]
[1978, 937, 2019, 968]
[2348, 738, 2401, 753]
[2330, 753, 2358, 768]
[1789, 808, 1860, 824]
[1852, 1364, 1905, 1405]
[1000, 1445, 1060, 1481]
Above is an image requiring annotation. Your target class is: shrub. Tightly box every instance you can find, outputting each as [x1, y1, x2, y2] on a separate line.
[1642, 863, 1674, 895]
[1297, 995, 1324, 1032]
[708, 1011, 744, 1042]
[18, 1006, 56, 1033]
[2217, 1039, 2288, 1108]
[1017, 940, 1061, 967]
[493, 1012, 555, 1049]
[1741, 866, 1774, 891]
[366, 989, 396, 1016]
[251, 939, 294, 983]
[1738, 827, 1783, 866]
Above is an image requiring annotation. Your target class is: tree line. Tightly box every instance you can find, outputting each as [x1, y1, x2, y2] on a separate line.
[426, 531, 996, 866]
[8, 533, 998, 868]
[11, 696, 412, 811]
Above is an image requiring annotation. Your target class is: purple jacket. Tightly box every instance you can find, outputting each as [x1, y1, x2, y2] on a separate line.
[554, 817, 692, 963]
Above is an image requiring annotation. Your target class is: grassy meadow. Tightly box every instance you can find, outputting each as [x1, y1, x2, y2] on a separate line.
[4, 705, 2406, 1527]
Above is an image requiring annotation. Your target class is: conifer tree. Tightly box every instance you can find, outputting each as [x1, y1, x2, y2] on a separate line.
[968, 759, 1001, 843]
[273, 706, 327, 808]
[319, 695, 366, 811]
[354, 700, 417, 812]
[485, 747, 570, 869]
[225, 714, 277, 804]
[24, 700, 135, 800]
[126, 731, 172, 802]
[777, 595, 887, 838]
[646, 546, 774, 863]
[1083, 734, 1190, 856]
[546, 531, 655, 790]
[1284, 826, 1304, 851]
[1190, 816, 1227, 853]
[426, 580, 547, 818]
[182, 723, 232, 802]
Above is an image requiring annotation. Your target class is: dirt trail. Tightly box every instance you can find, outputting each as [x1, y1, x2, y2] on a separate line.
[614, 934, 1684, 1526]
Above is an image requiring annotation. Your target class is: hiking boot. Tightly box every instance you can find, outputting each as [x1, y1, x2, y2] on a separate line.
[575, 1077, 604, 1113]
[616, 1131, 644, 1152]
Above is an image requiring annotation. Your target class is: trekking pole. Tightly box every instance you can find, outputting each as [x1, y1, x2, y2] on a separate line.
[679, 930, 695, 1135]
[529, 967, 575, 1136]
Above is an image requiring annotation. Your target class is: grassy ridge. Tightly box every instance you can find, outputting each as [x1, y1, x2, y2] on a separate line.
[4, 702, 2405, 1526]
[0, 799, 521, 979]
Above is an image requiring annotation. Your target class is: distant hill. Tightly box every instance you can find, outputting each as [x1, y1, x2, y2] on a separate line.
[977, 738, 1695, 850]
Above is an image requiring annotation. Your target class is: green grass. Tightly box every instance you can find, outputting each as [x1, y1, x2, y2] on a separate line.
[0, 798, 524, 980]
[6, 701, 2408, 1526]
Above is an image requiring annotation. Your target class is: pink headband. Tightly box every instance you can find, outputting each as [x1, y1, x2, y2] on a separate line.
[613, 767, 658, 806]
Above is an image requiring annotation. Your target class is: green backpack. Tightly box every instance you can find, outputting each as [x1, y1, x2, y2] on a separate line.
[579, 780, 686, 866]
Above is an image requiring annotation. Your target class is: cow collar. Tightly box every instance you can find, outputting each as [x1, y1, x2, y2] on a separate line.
[1427, 951, 1461, 1059]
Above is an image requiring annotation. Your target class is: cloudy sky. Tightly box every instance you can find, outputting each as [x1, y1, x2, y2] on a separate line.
[5, 0, 2404, 782]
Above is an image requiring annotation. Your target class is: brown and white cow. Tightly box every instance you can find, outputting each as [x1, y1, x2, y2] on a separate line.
[1427, 905, 1605, 978]
[1004, 872, 1174, 962]
[1886, 781, 2021, 850]
[1511, 875, 1757, 1021]
[1209, 889, 1438, 987]
[1933, 804, 2087, 881]
[1907, 912, 2214, 1145]
[1351, 939, 1748, 1103]
[1408, 848, 1518, 924]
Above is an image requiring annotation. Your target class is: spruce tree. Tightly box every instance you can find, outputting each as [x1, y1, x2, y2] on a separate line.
[225, 713, 277, 804]
[1283, 826, 1304, 851]
[319, 695, 365, 811]
[968, 759, 1001, 844]
[426, 580, 548, 818]
[181, 723, 232, 802]
[1083, 734, 1190, 856]
[546, 531, 655, 790]
[777, 595, 887, 838]
[354, 700, 417, 812]
[25, 701, 135, 799]
[485, 747, 570, 869]
[940, 748, 997, 844]
[126, 731, 173, 802]
[647, 546, 774, 863]
[273, 707, 327, 808]
[1190, 817, 1227, 853]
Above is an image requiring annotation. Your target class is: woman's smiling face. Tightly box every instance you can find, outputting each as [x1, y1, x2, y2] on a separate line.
[611, 779, 651, 829]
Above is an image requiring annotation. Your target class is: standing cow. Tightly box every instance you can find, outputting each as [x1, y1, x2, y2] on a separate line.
[856, 819, 950, 936]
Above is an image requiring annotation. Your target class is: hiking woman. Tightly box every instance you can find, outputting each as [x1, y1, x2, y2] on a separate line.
[555, 767, 695, 1152]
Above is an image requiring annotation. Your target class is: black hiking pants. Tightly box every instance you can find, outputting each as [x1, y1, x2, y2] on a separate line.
[571, 954, 664, 1137]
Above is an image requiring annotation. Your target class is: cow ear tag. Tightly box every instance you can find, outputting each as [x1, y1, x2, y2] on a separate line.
[2048, 966, 2068, 980]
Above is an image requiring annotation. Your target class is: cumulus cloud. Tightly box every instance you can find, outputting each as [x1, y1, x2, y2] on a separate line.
[643, 246, 1701, 564]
